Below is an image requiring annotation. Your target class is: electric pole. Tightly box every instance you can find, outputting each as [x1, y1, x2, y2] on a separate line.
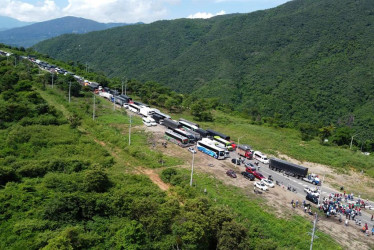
[121, 78, 124, 95]
[190, 143, 196, 186]
[128, 114, 132, 146]
[310, 175, 324, 250]
[51, 73, 54, 88]
[93, 94, 96, 121]
[113, 97, 116, 111]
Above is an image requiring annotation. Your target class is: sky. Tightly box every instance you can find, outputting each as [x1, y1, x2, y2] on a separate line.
[0, 0, 292, 23]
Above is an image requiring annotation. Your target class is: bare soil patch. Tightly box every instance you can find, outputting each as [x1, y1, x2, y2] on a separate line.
[137, 168, 170, 191]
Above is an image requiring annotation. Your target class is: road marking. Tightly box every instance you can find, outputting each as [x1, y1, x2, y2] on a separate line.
[303, 184, 308, 187]
[298, 182, 303, 185]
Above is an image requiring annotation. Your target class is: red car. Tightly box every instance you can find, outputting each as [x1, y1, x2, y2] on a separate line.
[245, 167, 265, 180]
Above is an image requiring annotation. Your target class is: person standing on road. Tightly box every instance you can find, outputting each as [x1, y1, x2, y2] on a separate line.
[371, 214, 373, 221]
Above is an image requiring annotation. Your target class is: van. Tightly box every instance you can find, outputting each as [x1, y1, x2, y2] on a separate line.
[253, 151, 269, 164]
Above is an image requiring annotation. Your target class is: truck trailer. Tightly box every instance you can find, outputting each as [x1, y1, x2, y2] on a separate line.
[269, 158, 308, 179]
[162, 118, 181, 130]
[206, 129, 230, 141]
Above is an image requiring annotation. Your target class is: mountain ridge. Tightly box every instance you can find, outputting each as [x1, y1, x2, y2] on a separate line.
[0, 16, 132, 47]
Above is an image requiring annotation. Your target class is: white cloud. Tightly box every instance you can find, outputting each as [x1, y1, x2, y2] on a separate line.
[187, 10, 225, 19]
[0, 0, 60, 22]
[0, 0, 181, 23]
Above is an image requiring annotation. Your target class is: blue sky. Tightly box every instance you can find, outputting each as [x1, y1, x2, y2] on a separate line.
[0, 0, 291, 23]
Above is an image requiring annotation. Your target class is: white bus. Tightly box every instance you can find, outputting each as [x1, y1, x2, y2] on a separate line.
[129, 103, 141, 114]
[179, 120, 199, 131]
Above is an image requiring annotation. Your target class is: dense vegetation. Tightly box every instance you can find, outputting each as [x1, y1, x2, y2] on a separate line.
[33, 0, 374, 142]
[0, 16, 127, 48]
[0, 52, 344, 249]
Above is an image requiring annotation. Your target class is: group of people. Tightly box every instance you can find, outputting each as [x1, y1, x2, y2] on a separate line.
[291, 191, 374, 237]
[320, 192, 374, 236]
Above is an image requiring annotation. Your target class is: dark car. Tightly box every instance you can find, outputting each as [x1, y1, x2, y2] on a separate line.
[306, 193, 319, 204]
[241, 172, 255, 181]
[231, 158, 241, 166]
[226, 169, 237, 178]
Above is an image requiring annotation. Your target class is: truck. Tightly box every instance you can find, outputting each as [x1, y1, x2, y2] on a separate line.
[139, 106, 155, 117]
[206, 129, 230, 141]
[303, 173, 320, 185]
[269, 158, 308, 179]
[99, 91, 113, 100]
[236, 144, 253, 159]
[152, 113, 165, 124]
[162, 118, 181, 130]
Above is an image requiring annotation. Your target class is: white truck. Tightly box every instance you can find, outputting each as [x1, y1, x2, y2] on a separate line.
[303, 173, 320, 185]
[139, 107, 155, 117]
[99, 91, 113, 100]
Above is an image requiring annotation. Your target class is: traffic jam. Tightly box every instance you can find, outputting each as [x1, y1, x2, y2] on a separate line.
[22, 54, 374, 236]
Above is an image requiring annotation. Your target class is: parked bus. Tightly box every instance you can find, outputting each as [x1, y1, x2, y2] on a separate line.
[197, 141, 226, 160]
[174, 128, 197, 143]
[201, 138, 230, 158]
[179, 120, 199, 131]
[213, 136, 233, 151]
[165, 130, 188, 146]
[129, 103, 141, 113]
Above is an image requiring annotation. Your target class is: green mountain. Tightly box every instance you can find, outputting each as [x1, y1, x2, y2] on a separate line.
[33, 0, 374, 131]
[0, 16, 129, 48]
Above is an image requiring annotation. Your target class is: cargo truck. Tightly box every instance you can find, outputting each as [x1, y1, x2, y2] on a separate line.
[236, 144, 253, 159]
[269, 158, 308, 179]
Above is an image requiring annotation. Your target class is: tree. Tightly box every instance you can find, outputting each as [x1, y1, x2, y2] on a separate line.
[191, 100, 213, 122]
[82, 168, 110, 193]
[299, 123, 318, 141]
[113, 220, 148, 250]
[331, 127, 353, 146]
[217, 221, 248, 250]
[318, 125, 335, 143]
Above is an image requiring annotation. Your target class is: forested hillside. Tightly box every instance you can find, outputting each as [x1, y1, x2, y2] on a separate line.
[33, 0, 374, 135]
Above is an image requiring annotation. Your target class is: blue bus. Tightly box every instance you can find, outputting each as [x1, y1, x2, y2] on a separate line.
[197, 141, 226, 160]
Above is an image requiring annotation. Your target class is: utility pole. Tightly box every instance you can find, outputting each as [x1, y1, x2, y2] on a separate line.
[190, 143, 196, 186]
[93, 94, 96, 121]
[128, 114, 132, 145]
[51, 73, 54, 88]
[113, 97, 116, 111]
[309, 175, 324, 250]
[68, 81, 71, 103]
[121, 78, 124, 95]
[125, 78, 127, 96]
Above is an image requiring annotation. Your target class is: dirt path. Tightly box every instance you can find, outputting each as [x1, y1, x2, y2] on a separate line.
[137, 168, 170, 191]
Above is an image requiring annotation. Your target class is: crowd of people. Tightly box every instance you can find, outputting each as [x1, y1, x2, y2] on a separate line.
[291, 191, 374, 237]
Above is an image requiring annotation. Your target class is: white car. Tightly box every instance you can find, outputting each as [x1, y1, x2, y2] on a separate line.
[304, 187, 320, 197]
[261, 179, 274, 188]
[188, 147, 197, 154]
[255, 181, 268, 191]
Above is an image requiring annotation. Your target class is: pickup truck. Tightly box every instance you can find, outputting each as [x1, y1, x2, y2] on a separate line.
[304, 187, 320, 197]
